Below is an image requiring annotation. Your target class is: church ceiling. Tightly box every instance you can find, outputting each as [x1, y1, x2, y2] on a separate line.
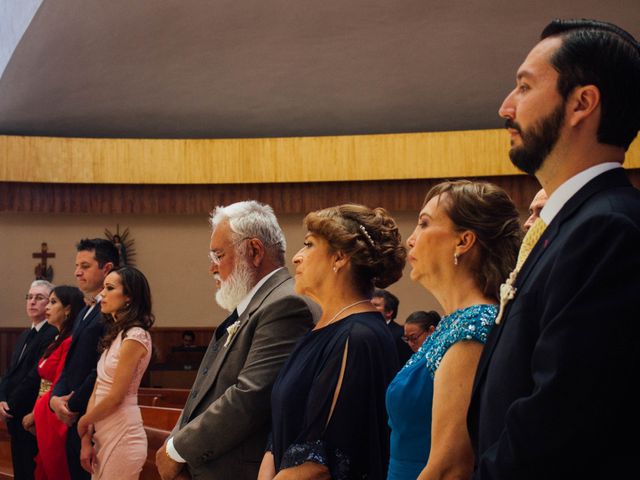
[0, 0, 638, 139]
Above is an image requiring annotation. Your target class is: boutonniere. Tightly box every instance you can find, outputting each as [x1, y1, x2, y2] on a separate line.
[223, 320, 241, 348]
[496, 270, 517, 325]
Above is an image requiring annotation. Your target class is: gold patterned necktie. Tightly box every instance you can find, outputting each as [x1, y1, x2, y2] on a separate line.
[516, 217, 547, 271]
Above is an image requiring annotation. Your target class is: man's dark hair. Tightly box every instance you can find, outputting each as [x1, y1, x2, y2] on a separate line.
[182, 330, 195, 339]
[76, 238, 119, 268]
[373, 289, 399, 320]
[540, 19, 640, 150]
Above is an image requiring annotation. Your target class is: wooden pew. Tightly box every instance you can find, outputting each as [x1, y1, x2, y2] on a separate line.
[138, 388, 190, 408]
[140, 405, 183, 480]
[140, 405, 182, 431]
[0, 406, 183, 480]
[0, 421, 13, 479]
[141, 426, 170, 480]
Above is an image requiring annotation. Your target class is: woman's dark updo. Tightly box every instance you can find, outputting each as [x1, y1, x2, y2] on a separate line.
[424, 180, 522, 300]
[304, 204, 406, 296]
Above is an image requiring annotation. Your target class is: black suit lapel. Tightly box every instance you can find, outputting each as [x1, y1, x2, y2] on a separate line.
[75, 303, 100, 333]
[7, 329, 30, 374]
[69, 303, 101, 352]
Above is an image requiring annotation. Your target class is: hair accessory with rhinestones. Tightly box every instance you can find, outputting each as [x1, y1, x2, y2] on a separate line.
[358, 224, 375, 246]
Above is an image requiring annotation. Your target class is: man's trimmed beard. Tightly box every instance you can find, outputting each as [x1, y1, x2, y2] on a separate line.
[508, 101, 565, 176]
[215, 257, 256, 312]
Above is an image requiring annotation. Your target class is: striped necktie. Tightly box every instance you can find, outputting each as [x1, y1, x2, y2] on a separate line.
[516, 217, 547, 271]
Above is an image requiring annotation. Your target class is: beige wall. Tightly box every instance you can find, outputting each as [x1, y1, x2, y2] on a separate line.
[1, 210, 446, 328]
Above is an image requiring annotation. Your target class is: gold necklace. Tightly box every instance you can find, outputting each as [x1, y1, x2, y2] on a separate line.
[326, 299, 371, 325]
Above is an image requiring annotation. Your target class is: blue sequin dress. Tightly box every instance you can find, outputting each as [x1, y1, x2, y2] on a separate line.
[385, 304, 497, 479]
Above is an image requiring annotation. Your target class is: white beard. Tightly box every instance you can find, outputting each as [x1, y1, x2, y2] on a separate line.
[215, 259, 256, 312]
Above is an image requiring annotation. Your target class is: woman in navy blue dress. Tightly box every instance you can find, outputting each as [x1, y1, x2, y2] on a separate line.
[258, 204, 406, 480]
[386, 181, 521, 479]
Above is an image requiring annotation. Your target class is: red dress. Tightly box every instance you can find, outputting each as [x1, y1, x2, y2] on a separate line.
[33, 336, 72, 480]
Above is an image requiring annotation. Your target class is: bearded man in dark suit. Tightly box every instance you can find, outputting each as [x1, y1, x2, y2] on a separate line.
[467, 19, 640, 479]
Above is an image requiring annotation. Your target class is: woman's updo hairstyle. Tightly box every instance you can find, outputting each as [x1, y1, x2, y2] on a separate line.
[424, 181, 522, 300]
[304, 204, 406, 295]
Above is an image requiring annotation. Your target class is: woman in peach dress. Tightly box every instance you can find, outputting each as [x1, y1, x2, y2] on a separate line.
[77, 266, 154, 479]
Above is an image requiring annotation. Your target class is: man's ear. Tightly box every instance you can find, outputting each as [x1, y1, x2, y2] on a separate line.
[567, 85, 600, 127]
[102, 262, 114, 274]
[248, 239, 266, 267]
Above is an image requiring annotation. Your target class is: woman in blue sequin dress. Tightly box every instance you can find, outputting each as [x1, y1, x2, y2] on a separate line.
[385, 181, 521, 480]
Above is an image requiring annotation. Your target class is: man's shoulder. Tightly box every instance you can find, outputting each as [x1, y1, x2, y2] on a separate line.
[40, 322, 58, 337]
[388, 319, 403, 331]
[572, 169, 640, 218]
[250, 271, 319, 323]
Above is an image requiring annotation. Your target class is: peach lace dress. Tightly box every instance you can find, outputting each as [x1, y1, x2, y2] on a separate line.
[92, 327, 151, 479]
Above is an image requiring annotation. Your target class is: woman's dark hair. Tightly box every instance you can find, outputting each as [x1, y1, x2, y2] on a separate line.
[540, 19, 640, 150]
[424, 181, 522, 301]
[304, 204, 406, 296]
[42, 286, 85, 359]
[100, 266, 154, 351]
[405, 310, 441, 332]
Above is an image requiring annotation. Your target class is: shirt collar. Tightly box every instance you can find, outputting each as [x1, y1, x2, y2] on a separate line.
[236, 267, 283, 317]
[31, 319, 47, 331]
[540, 163, 621, 225]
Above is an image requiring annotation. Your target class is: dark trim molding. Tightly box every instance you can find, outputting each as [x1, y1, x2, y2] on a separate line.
[2, 171, 638, 214]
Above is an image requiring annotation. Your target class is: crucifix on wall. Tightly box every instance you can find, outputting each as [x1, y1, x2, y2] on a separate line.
[33, 242, 55, 281]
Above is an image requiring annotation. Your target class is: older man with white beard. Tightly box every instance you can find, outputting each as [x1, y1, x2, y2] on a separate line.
[156, 200, 318, 480]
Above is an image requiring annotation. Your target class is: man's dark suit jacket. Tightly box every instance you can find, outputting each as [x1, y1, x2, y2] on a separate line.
[0, 321, 57, 427]
[51, 302, 105, 414]
[0, 321, 57, 478]
[388, 320, 413, 368]
[468, 168, 640, 479]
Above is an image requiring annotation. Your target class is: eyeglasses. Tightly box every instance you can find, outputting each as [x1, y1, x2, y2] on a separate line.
[25, 294, 49, 302]
[208, 237, 254, 266]
[401, 331, 427, 343]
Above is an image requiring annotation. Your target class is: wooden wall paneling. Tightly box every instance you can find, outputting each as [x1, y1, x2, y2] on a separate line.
[0, 174, 556, 214]
[0, 328, 23, 377]
[0, 327, 213, 382]
[0, 131, 520, 184]
[2, 169, 639, 215]
[2, 133, 639, 185]
[149, 327, 214, 364]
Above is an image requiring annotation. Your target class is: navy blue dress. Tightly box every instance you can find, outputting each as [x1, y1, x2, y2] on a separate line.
[269, 311, 398, 479]
[385, 304, 497, 479]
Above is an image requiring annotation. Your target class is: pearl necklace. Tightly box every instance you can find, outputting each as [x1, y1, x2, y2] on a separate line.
[325, 299, 371, 326]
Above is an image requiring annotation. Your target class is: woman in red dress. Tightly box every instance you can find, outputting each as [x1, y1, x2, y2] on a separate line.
[22, 285, 84, 480]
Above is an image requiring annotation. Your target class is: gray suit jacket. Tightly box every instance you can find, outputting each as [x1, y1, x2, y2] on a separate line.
[171, 268, 318, 479]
